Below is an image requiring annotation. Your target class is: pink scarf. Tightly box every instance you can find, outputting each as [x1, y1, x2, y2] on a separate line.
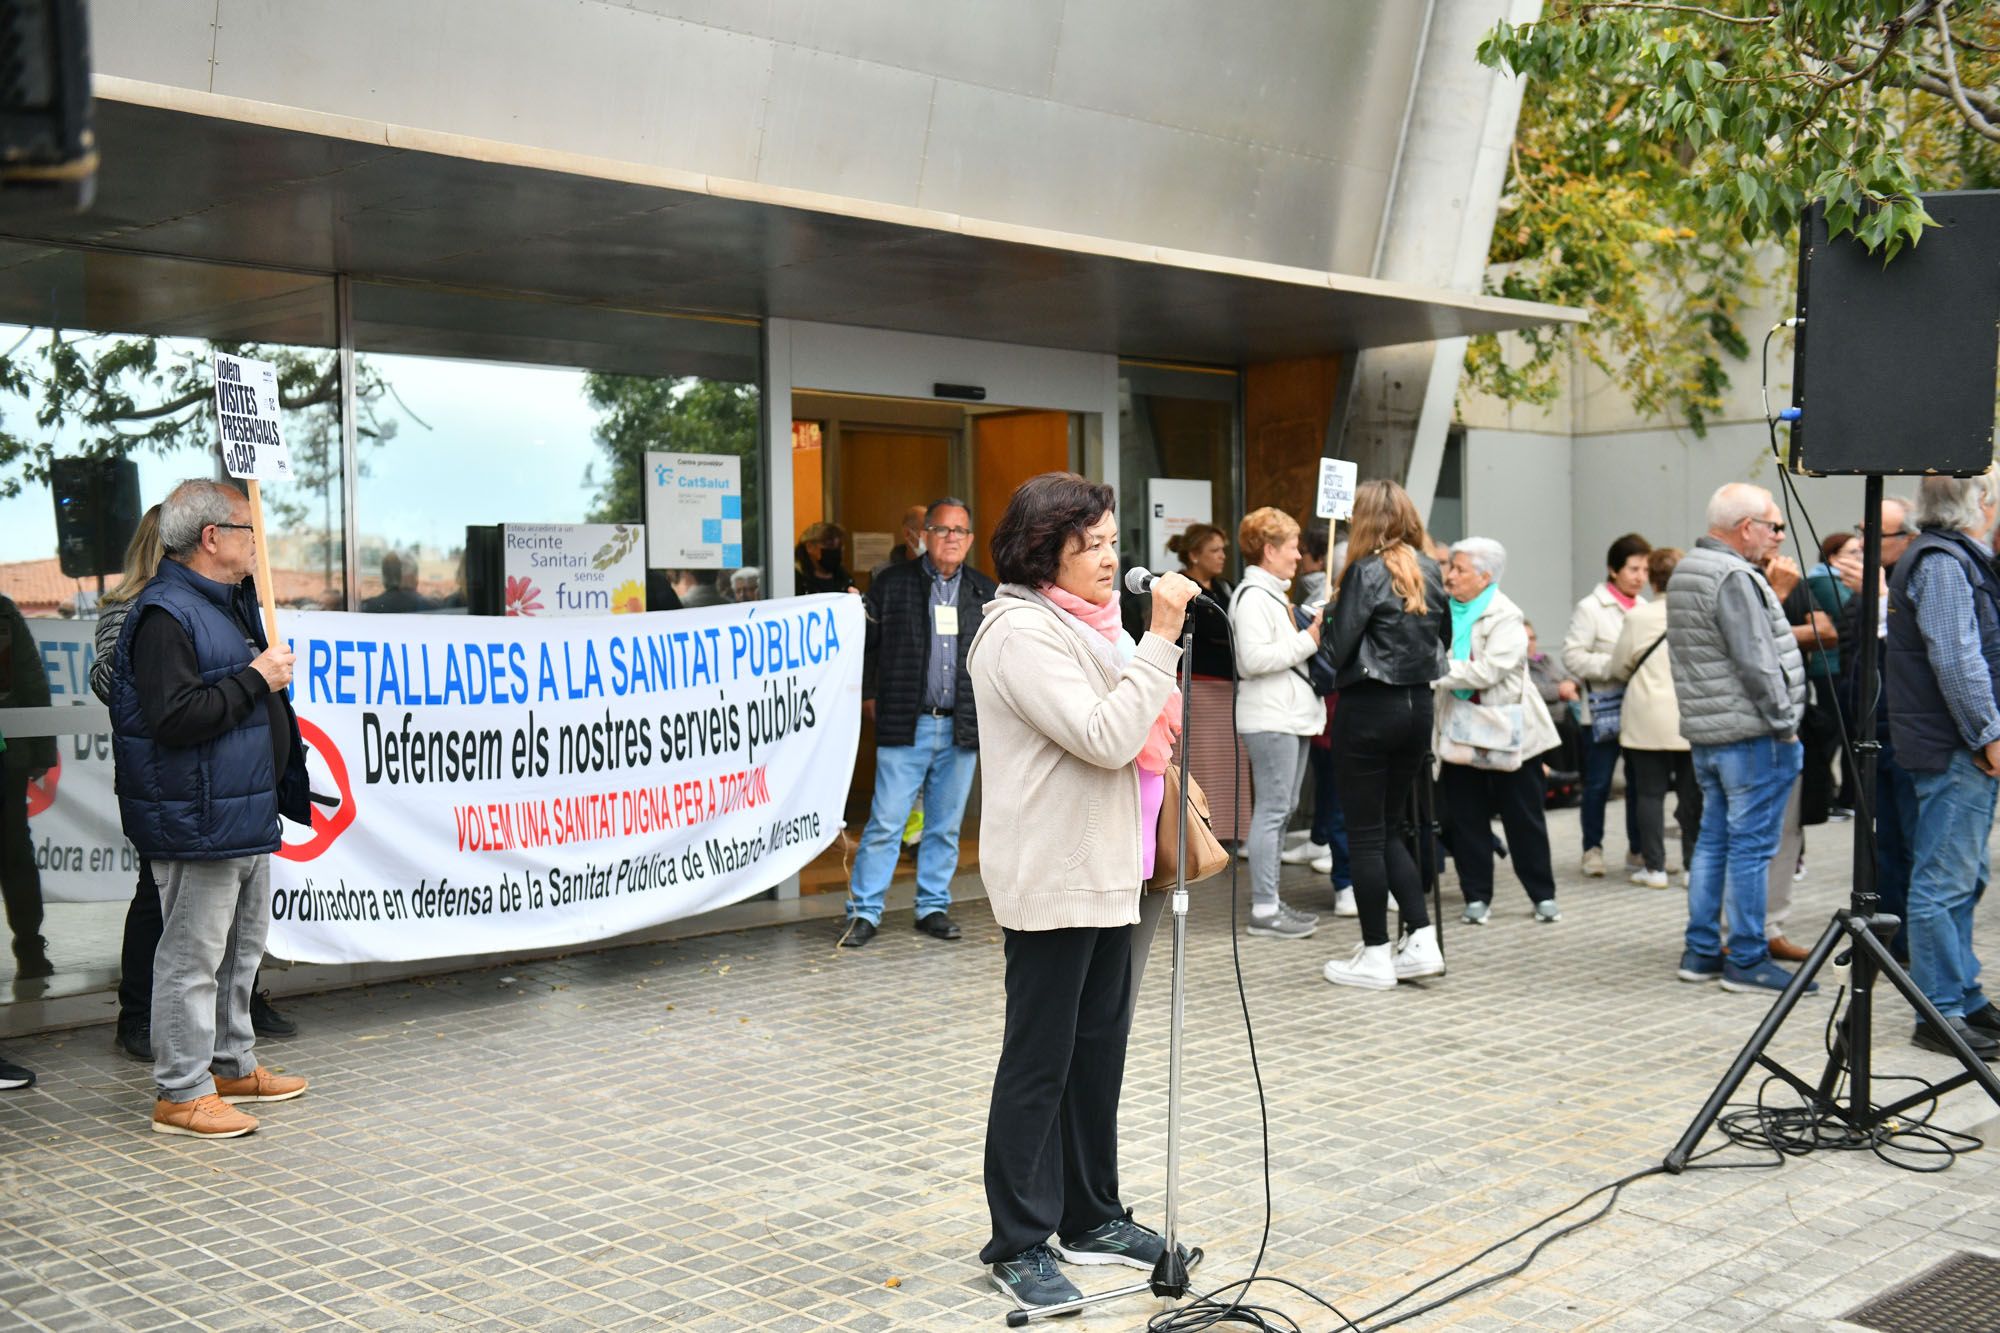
[1043, 584, 1183, 774]
[1605, 580, 1637, 612]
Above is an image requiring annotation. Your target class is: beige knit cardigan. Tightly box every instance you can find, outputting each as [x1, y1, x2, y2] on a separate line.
[965, 591, 1182, 932]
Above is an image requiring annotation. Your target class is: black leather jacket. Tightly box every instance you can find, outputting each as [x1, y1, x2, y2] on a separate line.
[1322, 552, 1450, 690]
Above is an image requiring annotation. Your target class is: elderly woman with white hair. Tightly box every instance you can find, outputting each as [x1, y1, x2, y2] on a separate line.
[1436, 537, 1562, 925]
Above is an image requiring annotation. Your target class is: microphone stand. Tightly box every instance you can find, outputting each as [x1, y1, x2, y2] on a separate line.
[1005, 621, 1203, 1325]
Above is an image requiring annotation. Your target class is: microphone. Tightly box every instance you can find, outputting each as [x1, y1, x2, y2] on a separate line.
[1125, 566, 1224, 607]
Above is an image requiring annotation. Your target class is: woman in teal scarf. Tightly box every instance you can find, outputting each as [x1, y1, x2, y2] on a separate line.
[1435, 538, 1562, 925]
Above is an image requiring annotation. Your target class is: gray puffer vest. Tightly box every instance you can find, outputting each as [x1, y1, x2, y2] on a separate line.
[1666, 541, 1804, 746]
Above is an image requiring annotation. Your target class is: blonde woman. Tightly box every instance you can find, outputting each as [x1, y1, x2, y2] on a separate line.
[1227, 507, 1328, 940]
[1318, 481, 1450, 990]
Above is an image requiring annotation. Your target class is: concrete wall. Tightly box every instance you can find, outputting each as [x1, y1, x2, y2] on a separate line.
[1461, 427, 1572, 642]
[92, 0, 1430, 275]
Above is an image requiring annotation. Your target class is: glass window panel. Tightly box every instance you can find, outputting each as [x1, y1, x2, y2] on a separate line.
[1118, 365, 1240, 577]
[0, 245, 338, 992]
[349, 284, 762, 613]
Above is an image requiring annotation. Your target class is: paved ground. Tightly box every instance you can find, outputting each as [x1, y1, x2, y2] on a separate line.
[2, 803, 1998, 1331]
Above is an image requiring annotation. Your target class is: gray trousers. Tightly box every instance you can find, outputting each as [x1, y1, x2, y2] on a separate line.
[151, 854, 270, 1102]
[1242, 732, 1311, 915]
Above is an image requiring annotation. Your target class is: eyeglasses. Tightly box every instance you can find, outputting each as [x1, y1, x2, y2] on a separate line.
[1749, 518, 1786, 536]
[209, 523, 255, 536]
[925, 525, 974, 539]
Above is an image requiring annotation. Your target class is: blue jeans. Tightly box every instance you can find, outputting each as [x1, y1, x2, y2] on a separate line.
[1685, 736, 1804, 968]
[1307, 744, 1352, 888]
[1875, 742, 1919, 965]
[1907, 749, 1995, 1019]
[1581, 735, 1639, 855]
[846, 714, 978, 925]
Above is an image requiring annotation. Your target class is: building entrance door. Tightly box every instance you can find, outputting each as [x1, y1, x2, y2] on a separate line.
[786, 392, 1078, 898]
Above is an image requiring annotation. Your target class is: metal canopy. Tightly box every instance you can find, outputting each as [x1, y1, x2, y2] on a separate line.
[1, 86, 1582, 365]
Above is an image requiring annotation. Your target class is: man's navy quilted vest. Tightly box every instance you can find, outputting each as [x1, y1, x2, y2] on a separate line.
[1886, 528, 2000, 774]
[110, 558, 282, 859]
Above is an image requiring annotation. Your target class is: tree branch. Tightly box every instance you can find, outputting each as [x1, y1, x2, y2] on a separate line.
[1932, 4, 2000, 139]
[1578, 2, 1777, 27]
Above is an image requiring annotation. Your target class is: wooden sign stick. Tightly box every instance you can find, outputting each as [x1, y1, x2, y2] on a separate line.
[245, 478, 281, 647]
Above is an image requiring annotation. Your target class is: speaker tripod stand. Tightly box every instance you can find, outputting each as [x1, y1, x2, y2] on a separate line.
[1666, 476, 2000, 1172]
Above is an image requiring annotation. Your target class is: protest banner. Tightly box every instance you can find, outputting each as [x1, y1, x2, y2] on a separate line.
[16, 618, 132, 903]
[1315, 458, 1358, 521]
[265, 594, 863, 963]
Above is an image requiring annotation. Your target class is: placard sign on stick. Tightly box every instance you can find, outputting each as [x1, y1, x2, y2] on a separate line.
[1315, 458, 1358, 521]
[213, 351, 291, 643]
[213, 352, 292, 482]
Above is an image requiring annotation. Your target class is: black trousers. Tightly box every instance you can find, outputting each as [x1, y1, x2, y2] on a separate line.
[1331, 683, 1433, 947]
[1439, 762, 1555, 905]
[981, 922, 1133, 1264]
[117, 858, 159, 1024]
[1, 766, 44, 963]
[1627, 749, 1701, 874]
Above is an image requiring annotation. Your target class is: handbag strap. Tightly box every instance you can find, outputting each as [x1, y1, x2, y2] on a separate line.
[1629, 633, 1667, 676]
[1235, 583, 1313, 687]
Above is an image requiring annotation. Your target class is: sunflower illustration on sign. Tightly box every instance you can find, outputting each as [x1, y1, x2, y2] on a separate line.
[610, 579, 645, 614]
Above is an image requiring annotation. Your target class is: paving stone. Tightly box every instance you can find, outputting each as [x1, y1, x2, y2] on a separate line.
[0, 804, 1995, 1328]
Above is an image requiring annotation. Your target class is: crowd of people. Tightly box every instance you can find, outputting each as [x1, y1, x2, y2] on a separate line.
[6, 463, 1996, 1319]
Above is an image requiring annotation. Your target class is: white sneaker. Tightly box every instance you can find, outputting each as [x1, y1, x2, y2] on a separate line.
[1323, 943, 1397, 990]
[1310, 852, 1334, 875]
[1630, 868, 1670, 890]
[1392, 925, 1444, 980]
[1581, 848, 1606, 877]
[1332, 886, 1358, 917]
[1282, 840, 1328, 866]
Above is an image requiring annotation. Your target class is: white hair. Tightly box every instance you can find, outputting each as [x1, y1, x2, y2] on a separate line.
[1705, 483, 1772, 533]
[1451, 537, 1506, 583]
[730, 566, 761, 587]
[1912, 473, 2000, 533]
[158, 479, 242, 557]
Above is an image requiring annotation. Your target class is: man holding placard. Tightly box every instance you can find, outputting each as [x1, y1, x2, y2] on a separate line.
[110, 479, 314, 1136]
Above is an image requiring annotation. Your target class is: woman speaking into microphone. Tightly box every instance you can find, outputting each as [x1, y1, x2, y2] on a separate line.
[966, 471, 1198, 1314]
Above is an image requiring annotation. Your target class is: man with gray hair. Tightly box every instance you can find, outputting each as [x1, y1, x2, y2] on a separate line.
[110, 479, 312, 1137]
[1668, 482, 1810, 994]
[1885, 472, 2000, 1059]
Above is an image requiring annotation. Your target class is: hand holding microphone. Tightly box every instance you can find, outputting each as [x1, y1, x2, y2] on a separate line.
[1125, 566, 1203, 642]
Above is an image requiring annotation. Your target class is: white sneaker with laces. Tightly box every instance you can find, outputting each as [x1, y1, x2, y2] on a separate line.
[1282, 840, 1328, 866]
[1323, 943, 1397, 990]
[1392, 925, 1444, 979]
[1332, 886, 1357, 917]
[1630, 868, 1670, 890]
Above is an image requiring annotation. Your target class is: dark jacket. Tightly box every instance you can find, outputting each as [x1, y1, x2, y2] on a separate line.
[1886, 528, 2000, 773]
[0, 594, 58, 772]
[795, 544, 852, 595]
[110, 558, 310, 859]
[1322, 552, 1450, 690]
[864, 557, 997, 749]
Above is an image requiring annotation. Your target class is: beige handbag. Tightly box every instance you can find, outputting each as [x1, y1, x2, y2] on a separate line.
[1148, 763, 1230, 892]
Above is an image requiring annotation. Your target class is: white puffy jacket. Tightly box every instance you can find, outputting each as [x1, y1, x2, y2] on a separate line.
[1227, 566, 1324, 736]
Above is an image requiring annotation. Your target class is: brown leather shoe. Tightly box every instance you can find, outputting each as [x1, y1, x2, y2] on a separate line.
[1767, 936, 1811, 963]
[212, 1067, 309, 1104]
[152, 1094, 258, 1138]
